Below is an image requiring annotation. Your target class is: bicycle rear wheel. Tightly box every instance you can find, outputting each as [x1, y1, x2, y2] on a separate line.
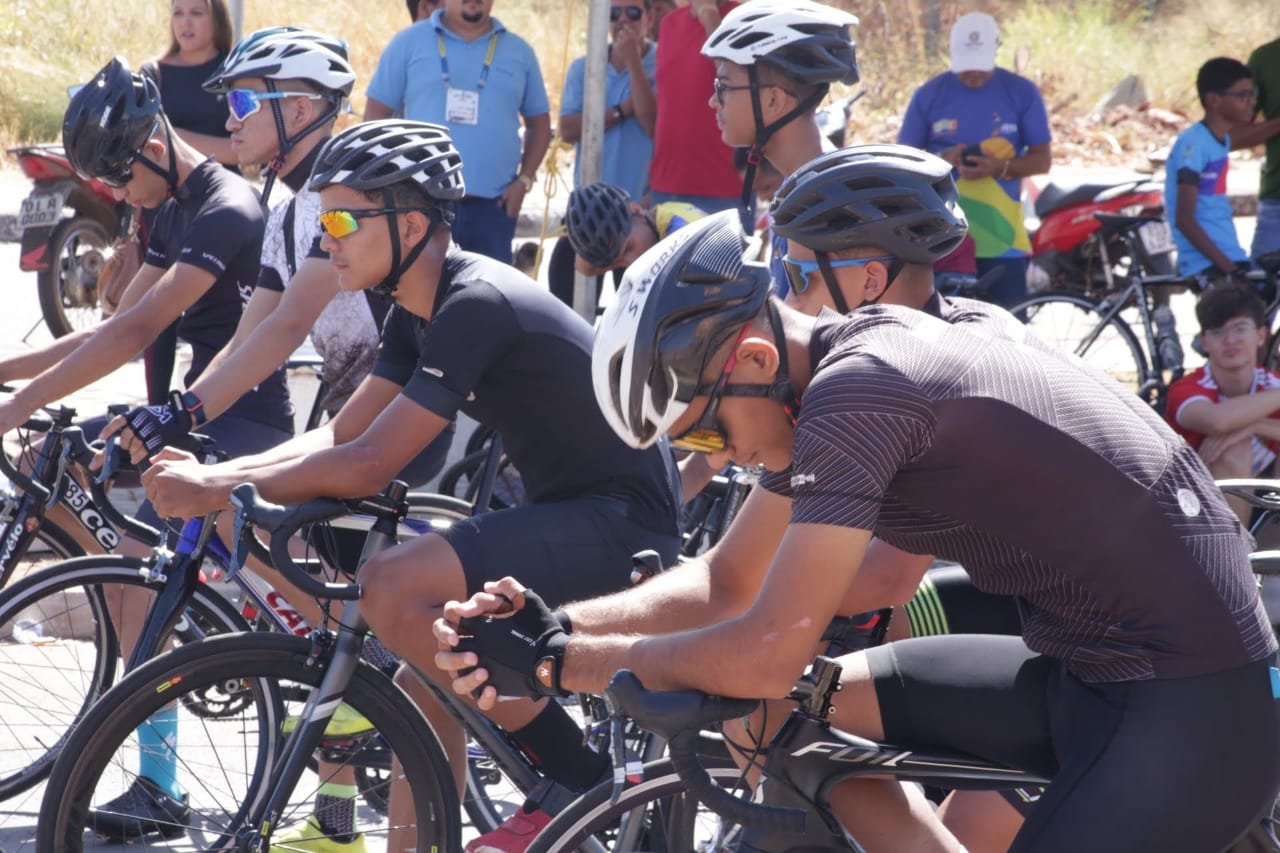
[0, 556, 248, 802]
[527, 756, 744, 853]
[1011, 293, 1152, 403]
[38, 632, 460, 851]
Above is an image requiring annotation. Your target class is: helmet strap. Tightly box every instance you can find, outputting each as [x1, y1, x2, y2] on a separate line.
[372, 189, 443, 298]
[855, 258, 907, 309]
[764, 299, 799, 424]
[815, 251, 851, 315]
[740, 68, 829, 211]
[260, 80, 342, 207]
[133, 116, 181, 197]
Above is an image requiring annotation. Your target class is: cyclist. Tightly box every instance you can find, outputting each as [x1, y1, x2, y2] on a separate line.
[140, 120, 682, 853]
[440, 210, 1280, 852]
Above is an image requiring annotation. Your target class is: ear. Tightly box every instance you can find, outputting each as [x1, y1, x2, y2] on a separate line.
[735, 333, 781, 379]
[401, 208, 432, 244]
[862, 261, 891, 303]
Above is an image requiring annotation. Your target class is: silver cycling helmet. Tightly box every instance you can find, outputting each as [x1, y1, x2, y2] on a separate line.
[702, 0, 860, 87]
[770, 143, 968, 265]
[593, 210, 773, 449]
[204, 28, 355, 96]
[566, 182, 633, 269]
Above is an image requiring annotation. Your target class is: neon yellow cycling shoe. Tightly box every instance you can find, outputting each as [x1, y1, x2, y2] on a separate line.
[281, 703, 373, 739]
[269, 815, 366, 853]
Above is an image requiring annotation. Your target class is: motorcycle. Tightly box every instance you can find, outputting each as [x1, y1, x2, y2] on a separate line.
[6, 143, 135, 338]
[1023, 172, 1174, 296]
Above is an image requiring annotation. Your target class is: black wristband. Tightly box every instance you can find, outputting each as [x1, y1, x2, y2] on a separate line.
[180, 390, 208, 427]
[552, 608, 573, 634]
[533, 631, 570, 697]
[614, 105, 626, 122]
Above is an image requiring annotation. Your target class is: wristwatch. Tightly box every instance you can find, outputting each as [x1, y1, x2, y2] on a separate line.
[516, 173, 535, 192]
[613, 105, 626, 123]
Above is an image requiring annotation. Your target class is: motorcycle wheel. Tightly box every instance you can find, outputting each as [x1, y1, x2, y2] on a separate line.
[37, 215, 109, 338]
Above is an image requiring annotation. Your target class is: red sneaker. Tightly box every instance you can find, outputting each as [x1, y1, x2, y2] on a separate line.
[465, 806, 553, 853]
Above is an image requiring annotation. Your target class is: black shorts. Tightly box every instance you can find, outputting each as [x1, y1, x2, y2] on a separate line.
[867, 635, 1280, 852]
[438, 495, 681, 607]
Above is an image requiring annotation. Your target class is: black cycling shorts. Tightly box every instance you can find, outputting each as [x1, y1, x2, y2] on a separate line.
[438, 495, 681, 607]
[866, 635, 1280, 852]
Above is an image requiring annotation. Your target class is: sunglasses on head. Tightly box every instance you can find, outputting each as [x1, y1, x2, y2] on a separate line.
[781, 254, 894, 295]
[318, 207, 425, 239]
[610, 5, 644, 21]
[227, 88, 325, 122]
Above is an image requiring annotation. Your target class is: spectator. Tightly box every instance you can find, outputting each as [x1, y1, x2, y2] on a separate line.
[1246, 38, 1280, 259]
[898, 12, 1052, 307]
[648, 0, 741, 215]
[650, 0, 676, 40]
[143, 0, 237, 167]
[561, 0, 656, 202]
[1166, 57, 1257, 286]
[365, 0, 552, 265]
[406, 0, 441, 23]
[1165, 285, 1280, 525]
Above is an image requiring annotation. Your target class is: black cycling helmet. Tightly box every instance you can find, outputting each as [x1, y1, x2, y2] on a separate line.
[566, 182, 633, 269]
[770, 144, 968, 264]
[309, 120, 465, 296]
[593, 210, 784, 449]
[63, 57, 163, 186]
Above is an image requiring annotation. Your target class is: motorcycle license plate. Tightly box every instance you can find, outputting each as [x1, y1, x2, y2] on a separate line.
[1138, 220, 1175, 256]
[17, 188, 69, 232]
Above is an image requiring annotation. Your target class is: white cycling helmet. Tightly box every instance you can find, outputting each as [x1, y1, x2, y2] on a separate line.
[593, 210, 772, 449]
[204, 28, 355, 96]
[702, 0, 860, 87]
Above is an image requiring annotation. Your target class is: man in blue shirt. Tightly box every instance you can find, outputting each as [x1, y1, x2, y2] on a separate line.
[1165, 57, 1256, 283]
[898, 12, 1052, 307]
[365, 0, 552, 265]
[560, 0, 657, 202]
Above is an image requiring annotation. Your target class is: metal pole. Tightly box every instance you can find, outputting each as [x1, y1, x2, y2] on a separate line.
[229, 0, 245, 42]
[572, 0, 610, 322]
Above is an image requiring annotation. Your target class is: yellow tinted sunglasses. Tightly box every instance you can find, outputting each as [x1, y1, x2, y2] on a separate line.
[318, 207, 421, 239]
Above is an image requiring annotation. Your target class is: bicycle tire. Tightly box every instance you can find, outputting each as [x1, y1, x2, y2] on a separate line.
[527, 756, 745, 853]
[0, 513, 84, 590]
[0, 555, 249, 801]
[1011, 292, 1153, 404]
[37, 632, 460, 852]
[437, 448, 526, 510]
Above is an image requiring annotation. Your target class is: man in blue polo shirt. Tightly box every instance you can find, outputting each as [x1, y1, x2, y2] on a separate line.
[365, 0, 552, 264]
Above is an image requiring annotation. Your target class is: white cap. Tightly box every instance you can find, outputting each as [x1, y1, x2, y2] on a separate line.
[949, 12, 998, 72]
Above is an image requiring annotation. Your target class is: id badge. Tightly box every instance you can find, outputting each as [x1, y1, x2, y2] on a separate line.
[446, 87, 480, 126]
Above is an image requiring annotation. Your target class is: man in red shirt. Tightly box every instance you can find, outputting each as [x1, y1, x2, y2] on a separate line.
[648, 0, 740, 213]
[1166, 285, 1280, 524]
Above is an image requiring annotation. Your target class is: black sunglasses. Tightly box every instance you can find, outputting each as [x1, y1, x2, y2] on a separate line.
[98, 152, 141, 189]
[610, 6, 644, 21]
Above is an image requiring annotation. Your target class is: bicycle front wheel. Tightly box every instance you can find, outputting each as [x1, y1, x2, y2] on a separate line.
[528, 756, 744, 853]
[38, 632, 460, 852]
[1011, 293, 1151, 402]
[0, 555, 248, 802]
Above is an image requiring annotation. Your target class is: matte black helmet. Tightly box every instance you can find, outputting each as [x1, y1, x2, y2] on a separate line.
[308, 119, 465, 200]
[593, 210, 771, 449]
[566, 182, 633, 268]
[63, 57, 162, 183]
[770, 143, 968, 264]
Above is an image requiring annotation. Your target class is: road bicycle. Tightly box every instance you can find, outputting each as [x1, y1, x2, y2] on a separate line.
[528, 657, 1048, 853]
[1011, 214, 1280, 413]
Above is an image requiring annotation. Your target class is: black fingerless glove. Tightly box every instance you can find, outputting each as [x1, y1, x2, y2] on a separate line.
[123, 391, 194, 456]
[456, 589, 570, 699]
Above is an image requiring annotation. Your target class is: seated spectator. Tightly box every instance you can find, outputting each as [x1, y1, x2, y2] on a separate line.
[1166, 285, 1280, 525]
[1166, 57, 1257, 286]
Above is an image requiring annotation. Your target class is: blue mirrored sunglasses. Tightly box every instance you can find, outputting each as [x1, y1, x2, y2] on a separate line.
[781, 254, 894, 295]
[227, 88, 325, 122]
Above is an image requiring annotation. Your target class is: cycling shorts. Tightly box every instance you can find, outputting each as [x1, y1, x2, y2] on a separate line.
[866, 635, 1280, 852]
[438, 495, 681, 606]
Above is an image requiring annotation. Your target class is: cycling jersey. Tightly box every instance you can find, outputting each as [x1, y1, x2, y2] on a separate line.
[1166, 364, 1280, 475]
[256, 143, 389, 415]
[143, 159, 292, 432]
[651, 201, 703, 240]
[762, 305, 1276, 682]
[373, 248, 679, 533]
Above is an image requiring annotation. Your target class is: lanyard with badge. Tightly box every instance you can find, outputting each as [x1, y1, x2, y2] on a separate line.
[439, 29, 499, 126]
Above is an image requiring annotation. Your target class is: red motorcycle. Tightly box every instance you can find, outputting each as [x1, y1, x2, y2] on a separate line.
[1023, 172, 1174, 295]
[6, 143, 136, 338]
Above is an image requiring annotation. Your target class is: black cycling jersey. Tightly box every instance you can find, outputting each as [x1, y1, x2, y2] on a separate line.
[372, 248, 679, 534]
[761, 305, 1276, 682]
[143, 159, 292, 432]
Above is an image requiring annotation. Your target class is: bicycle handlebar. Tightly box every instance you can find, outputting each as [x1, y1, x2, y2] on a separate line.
[71, 432, 162, 545]
[604, 670, 806, 834]
[229, 482, 359, 601]
[0, 407, 78, 504]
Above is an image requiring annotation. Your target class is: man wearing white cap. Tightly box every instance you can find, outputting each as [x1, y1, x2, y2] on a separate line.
[898, 11, 1052, 308]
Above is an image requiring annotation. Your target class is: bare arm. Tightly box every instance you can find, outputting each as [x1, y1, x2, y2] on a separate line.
[1232, 117, 1280, 151]
[520, 113, 553, 181]
[199, 286, 282, 381]
[564, 522, 878, 697]
[1175, 182, 1238, 274]
[190, 258, 336, 421]
[173, 128, 237, 166]
[625, 48, 656, 137]
[1177, 390, 1280, 436]
[364, 99, 395, 121]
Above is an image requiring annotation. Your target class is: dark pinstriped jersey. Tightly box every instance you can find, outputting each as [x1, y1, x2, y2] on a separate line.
[761, 305, 1276, 682]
